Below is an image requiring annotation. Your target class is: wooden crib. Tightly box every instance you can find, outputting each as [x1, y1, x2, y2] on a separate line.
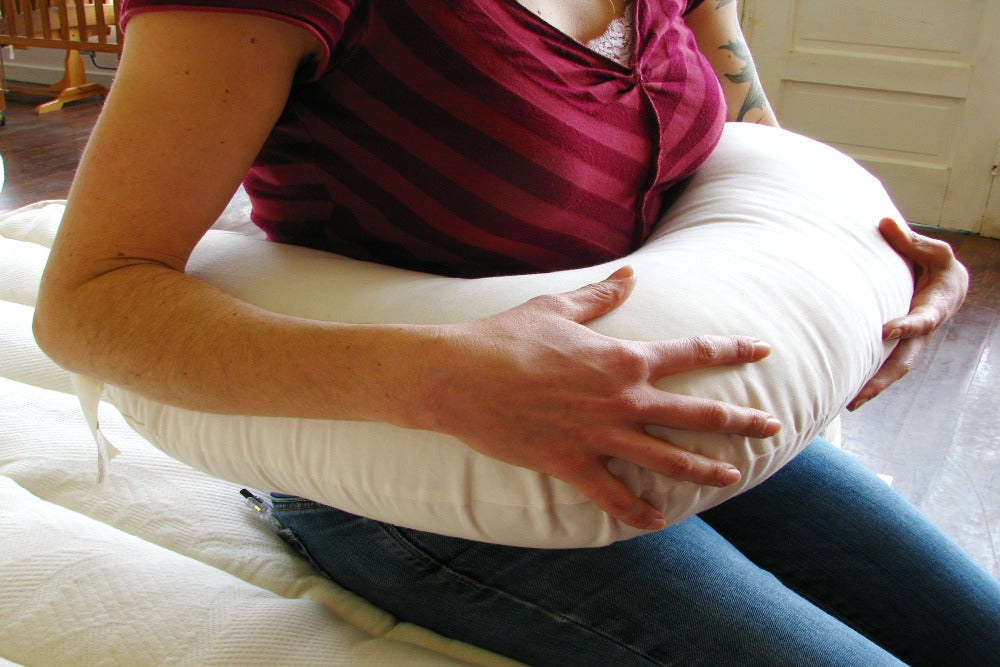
[0, 0, 121, 121]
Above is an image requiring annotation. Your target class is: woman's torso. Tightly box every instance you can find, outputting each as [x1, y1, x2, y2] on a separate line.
[126, 0, 725, 277]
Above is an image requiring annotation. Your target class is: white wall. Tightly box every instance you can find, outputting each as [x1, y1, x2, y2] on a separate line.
[2, 45, 117, 87]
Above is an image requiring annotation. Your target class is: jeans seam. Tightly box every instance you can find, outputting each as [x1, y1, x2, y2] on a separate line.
[377, 522, 661, 666]
[268, 495, 326, 512]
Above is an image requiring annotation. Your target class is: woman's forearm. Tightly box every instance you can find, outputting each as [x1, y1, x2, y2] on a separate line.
[34, 260, 441, 427]
[35, 259, 783, 530]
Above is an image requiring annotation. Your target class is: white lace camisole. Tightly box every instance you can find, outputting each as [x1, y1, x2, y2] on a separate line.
[585, 4, 635, 66]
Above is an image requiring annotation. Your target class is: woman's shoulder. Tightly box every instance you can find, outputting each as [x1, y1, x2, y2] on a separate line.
[120, 0, 361, 80]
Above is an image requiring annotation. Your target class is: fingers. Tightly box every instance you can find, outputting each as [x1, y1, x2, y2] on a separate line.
[878, 218, 969, 331]
[622, 335, 779, 437]
[646, 334, 771, 376]
[616, 432, 742, 488]
[877, 217, 919, 258]
[878, 217, 954, 270]
[556, 439, 742, 531]
[531, 276, 773, 378]
[848, 335, 928, 411]
[561, 463, 667, 531]
[640, 335, 780, 437]
[528, 266, 636, 324]
[641, 394, 781, 438]
[882, 267, 968, 341]
[882, 303, 947, 342]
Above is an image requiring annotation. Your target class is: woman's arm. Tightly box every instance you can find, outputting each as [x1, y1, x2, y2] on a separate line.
[33, 11, 344, 417]
[34, 10, 780, 530]
[684, 0, 779, 126]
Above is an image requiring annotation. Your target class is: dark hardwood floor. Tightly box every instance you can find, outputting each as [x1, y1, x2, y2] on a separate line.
[1, 90, 102, 207]
[2, 93, 998, 577]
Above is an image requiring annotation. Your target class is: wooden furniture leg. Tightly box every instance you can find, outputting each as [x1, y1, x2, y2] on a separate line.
[34, 49, 107, 114]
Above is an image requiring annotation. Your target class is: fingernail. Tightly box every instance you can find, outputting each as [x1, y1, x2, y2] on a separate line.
[886, 328, 903, 340]
[849, 398, 868, 411]
[753, 341, 772, 359]
[765, 417, 782, 435]
[647, 516, 667, 531]
[608, 265, 634, 281]
[722, 467, 741, 485]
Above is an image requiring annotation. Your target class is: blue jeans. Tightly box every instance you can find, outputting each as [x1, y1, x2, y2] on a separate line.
[269, 440, 1000, 666]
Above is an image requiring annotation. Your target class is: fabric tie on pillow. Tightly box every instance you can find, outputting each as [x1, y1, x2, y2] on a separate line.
[71, 373, 120, 484]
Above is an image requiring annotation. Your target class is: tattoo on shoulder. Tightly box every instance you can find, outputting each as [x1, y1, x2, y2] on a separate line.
[720, 39, 768, 122]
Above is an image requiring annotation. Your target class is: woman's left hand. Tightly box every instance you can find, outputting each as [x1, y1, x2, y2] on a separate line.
[848, 217, 969, 410]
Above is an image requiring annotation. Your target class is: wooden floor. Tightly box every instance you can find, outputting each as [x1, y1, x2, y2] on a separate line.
[2, 94, 998, 577]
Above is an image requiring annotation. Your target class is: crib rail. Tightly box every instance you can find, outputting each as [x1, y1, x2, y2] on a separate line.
[0, 1, 121, 53]
[0, 1, 122, 120]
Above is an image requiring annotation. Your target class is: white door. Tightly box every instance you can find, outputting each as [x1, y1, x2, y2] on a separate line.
[741, 0, 1000, 237]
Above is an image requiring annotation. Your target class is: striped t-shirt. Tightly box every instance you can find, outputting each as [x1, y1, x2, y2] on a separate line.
[121, 0, 724, 277]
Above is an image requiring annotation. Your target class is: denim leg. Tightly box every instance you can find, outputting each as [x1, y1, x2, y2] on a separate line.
[700, 438, 1000, 667]
[271, 491, 908, 665]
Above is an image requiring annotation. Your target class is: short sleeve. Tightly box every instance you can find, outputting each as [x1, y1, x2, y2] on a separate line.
[119, 0, 358, 80]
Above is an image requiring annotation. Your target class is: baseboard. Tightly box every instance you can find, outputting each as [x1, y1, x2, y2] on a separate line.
[2, 59, 116, 89]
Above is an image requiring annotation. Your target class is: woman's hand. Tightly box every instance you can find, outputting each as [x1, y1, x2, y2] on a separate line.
[848, 218, 969, 411]
[425, 267, 781, 531]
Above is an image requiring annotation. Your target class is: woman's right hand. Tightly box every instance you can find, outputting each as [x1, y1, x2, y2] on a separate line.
[423, 266, 781, 531]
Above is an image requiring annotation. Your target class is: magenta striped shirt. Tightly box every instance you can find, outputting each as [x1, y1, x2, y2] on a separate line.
[121, 0, 724, 277]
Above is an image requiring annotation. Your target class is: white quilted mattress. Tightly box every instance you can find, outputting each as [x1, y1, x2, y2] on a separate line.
[0, 201, 518, 667]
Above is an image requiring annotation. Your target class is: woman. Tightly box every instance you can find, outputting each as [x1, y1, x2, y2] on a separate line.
[34, 1, 994, 664]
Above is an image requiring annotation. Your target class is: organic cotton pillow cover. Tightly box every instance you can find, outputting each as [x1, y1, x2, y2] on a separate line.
[104, 124, 914, 547]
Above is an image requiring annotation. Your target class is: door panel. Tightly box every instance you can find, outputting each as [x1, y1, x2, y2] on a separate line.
[742, 0, 1000, 236]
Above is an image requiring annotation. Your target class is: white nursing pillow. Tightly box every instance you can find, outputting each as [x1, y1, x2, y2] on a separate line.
[106, 124, 913, 547]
